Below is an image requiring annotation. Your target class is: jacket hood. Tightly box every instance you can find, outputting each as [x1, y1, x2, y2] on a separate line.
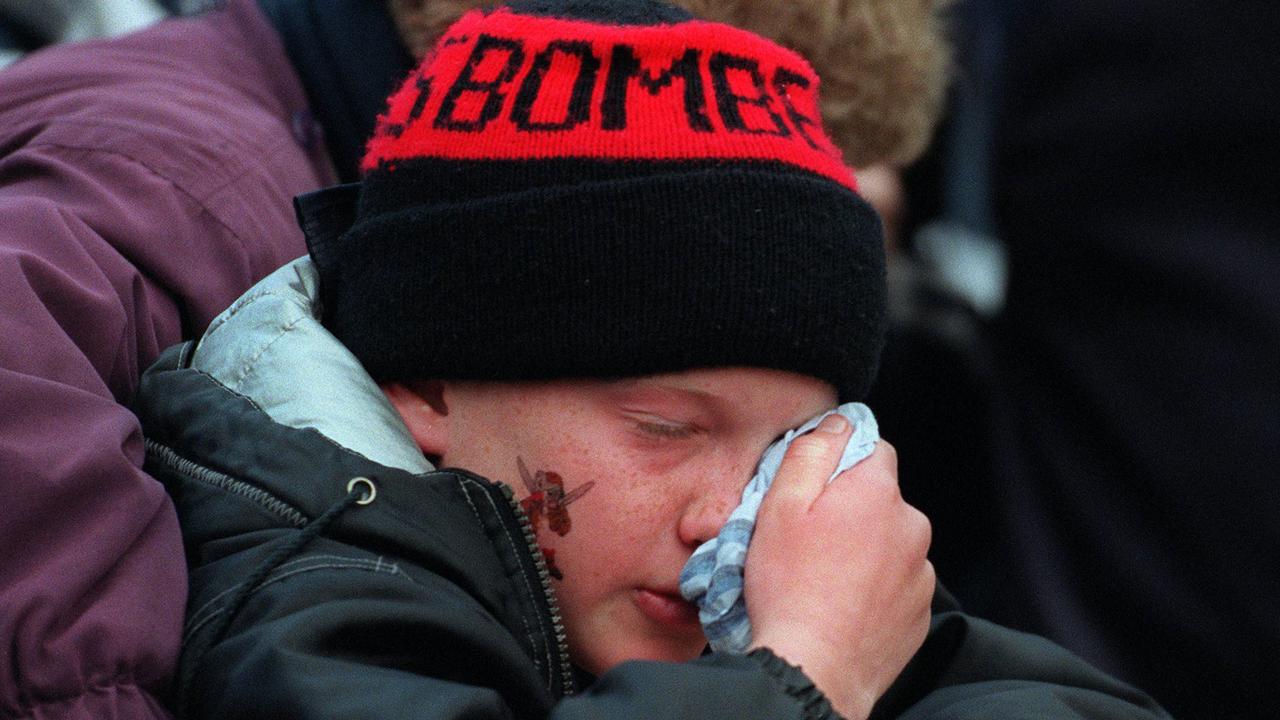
[190, 256, 434, 475]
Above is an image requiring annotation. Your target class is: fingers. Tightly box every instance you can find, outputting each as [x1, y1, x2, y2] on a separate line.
[746, 430, 937, 720]
[834, 439, 898, 494]
[766, 414, 853, 508]
[859, 442, 931, 562]
[833, 441, 933, 565]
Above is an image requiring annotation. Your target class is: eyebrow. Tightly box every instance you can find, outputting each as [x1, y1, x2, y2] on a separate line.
[609, 375, 831, 431]
[610, 379, 717, 405]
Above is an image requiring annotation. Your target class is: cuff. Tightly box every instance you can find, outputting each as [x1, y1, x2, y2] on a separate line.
[746, 647, 842, 720]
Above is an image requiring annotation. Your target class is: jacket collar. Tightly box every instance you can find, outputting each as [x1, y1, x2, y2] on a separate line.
[190, 256, 434, 474]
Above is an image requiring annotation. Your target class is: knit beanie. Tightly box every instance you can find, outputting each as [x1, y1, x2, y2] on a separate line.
[303, 0, 887, 401]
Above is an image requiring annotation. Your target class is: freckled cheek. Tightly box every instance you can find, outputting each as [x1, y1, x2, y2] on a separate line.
[703, 493, 738, 524]
[544, 494, 670, 574]
[548, 502, 638, 550]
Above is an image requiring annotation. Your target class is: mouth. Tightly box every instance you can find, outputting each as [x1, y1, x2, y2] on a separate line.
[632, 588, 701, 628]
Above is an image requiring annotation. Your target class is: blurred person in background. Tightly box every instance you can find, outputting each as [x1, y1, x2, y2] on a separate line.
[0, 0, 946, 718]
[986, 3, 1279, 717]
[866, 0, 1009, 622]
[878, 1, 1279, 717]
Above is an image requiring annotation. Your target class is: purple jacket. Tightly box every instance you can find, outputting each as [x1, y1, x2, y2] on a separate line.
[0, 1, 336, 716]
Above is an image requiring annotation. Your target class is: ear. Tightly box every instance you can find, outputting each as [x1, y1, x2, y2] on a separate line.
[381, 380, 451, 456]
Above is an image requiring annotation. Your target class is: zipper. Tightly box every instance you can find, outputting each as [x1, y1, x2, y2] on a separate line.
[497, 482, 575, 698]
[146, 439, 308, 528]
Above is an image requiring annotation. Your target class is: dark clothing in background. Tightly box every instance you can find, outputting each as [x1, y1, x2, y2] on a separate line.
[987, 2, 1280, 718]
[0, 0, 406, 716]
[255, 0, 413, 181]
[0, 14, 34, 55]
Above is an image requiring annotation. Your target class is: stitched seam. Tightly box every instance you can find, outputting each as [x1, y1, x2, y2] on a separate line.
[35, 118, 310, 207]
[202, 132, 317, 201]
[455, 480, 541, 669]
[183, 367, 272, 415]
[224, 310, 308, 391]
[456, 476, 552, 684]
[147, 440, 307, 527]
[27, 116, 279, 183]
[185, 554, 400, 635]
[31, 142, 254, 258]
[183, 559, 410, 644]
[201, 287, 297, 339]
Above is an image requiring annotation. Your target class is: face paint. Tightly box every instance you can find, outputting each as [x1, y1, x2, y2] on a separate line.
[517, 456, 595, 537]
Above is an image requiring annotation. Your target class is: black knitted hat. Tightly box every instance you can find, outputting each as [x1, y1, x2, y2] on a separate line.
[302, 0, 887, 401]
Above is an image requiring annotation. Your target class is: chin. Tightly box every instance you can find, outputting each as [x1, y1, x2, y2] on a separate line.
[576, 637, 707, 675]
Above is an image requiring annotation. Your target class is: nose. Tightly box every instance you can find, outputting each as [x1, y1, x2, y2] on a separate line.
[676, 463, 748, 548]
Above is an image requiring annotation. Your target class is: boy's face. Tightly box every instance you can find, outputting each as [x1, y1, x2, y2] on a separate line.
[421, 367, 837, 675]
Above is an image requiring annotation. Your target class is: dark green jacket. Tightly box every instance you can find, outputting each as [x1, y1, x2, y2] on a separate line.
[136, 259, 1172, 720]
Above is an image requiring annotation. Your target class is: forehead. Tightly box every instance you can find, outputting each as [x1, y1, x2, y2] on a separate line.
[614, 366, 832, 402]
[466, 366, 836, 429]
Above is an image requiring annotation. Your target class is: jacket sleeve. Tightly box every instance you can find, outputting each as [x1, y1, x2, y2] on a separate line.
[0, 148, 194, 720]
[0, 6, 332, 710]
[0, 135, 306, 719]
[870, 610, 1172, 720]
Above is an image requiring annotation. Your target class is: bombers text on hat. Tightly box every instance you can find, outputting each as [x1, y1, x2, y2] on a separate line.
[306, 0, 888, 401]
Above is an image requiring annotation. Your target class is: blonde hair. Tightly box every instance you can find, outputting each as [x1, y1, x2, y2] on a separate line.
[390, 0, 951, 167]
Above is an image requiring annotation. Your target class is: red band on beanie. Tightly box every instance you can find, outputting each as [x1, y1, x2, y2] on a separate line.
[363, 9, 857, 191]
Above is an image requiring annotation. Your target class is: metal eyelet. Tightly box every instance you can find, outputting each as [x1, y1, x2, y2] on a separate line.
[346, 477, 377, 505]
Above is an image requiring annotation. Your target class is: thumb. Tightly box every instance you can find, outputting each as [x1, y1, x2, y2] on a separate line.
[765, 414, 852, 510]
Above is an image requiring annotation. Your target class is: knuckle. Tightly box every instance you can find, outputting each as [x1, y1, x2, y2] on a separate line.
[862, 468, 901, 500]
[909, 506, 933, 549]
[849, 446, 900, 488]
[877, 440, 899, 465]
[787, 432, 839, 460]
[918, 563, 938, 609]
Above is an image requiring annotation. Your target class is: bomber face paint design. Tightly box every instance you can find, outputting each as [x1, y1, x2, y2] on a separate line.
[517, 456, 596, 536]
[517, 457, 595, 580]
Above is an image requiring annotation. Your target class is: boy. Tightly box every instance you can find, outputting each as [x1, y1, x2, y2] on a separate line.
[137, 1, 1169, 718]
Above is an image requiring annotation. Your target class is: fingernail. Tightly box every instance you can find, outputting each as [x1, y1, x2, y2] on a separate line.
[816, 414, 848, 434]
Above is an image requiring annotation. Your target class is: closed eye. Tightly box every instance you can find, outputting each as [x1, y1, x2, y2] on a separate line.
[634, 420, 698, 440]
